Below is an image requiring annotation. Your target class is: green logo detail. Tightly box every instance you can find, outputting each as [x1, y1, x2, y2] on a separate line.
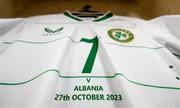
[108, 28, 134, 43]
[44, 27, 63, 33]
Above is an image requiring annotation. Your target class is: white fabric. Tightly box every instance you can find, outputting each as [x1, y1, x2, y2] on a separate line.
[0, 12, 180, 108]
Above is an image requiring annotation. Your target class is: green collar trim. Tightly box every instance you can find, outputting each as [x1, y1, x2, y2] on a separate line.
[93, 11, 113, 22]
[63, 11, 83, 21]
[63, 11, 113, 22]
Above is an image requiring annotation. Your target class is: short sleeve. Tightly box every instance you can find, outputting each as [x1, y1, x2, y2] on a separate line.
[147, 15, 180, 59]
[0, 18, 24, 45]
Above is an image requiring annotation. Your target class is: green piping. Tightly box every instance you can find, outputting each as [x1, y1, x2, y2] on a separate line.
[2, 36, 164, 50]
[0, 69, 180, 90]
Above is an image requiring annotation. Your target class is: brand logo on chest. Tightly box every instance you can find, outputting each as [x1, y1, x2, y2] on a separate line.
[43, 27, 64, 36]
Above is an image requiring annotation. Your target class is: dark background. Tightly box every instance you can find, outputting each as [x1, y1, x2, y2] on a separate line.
[0, 0, 180, 19]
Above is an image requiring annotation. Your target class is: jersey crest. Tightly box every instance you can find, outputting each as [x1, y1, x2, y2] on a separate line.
[108, 28, 134, 43]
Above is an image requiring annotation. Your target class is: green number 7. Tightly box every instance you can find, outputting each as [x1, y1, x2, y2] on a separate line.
[80, 36, 99, 74]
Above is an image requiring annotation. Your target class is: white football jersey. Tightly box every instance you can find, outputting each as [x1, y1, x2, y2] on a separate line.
[0, 11, 180, 108]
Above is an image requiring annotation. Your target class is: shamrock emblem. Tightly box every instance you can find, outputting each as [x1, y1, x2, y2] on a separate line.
[115, 32, 127, 39]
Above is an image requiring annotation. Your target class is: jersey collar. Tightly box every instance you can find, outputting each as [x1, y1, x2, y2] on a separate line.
[63, 10, 113, 22]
